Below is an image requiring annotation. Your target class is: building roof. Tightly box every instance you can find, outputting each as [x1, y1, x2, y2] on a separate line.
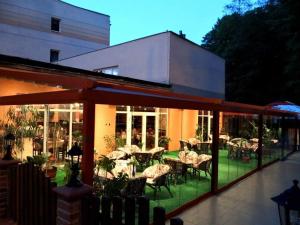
[59, 31, 224, 62]
[0, 54, 170, 90]
[267, 102, 300, 118]
[0, 54, 296, 117]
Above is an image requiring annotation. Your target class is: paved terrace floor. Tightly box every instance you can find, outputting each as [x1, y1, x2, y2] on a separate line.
[169, 151, 300, 225]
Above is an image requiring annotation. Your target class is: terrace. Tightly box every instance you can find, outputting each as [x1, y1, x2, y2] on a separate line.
[0, 55, 298, 219]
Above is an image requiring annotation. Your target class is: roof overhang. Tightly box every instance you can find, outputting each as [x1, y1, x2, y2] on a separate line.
[0, 54, 297, 117]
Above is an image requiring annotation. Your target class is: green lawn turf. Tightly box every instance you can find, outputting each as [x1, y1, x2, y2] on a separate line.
[54, 148, 279, 217]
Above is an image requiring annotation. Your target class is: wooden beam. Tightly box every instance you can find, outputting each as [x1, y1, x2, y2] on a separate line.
[81, 100, 95, 185]
[0, 90, 84, 105]
[0, 67, 96, 90]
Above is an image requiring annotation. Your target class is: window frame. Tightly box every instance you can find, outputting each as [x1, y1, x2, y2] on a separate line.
[50, 49, 60, 62]
[51, 17, 61, 32]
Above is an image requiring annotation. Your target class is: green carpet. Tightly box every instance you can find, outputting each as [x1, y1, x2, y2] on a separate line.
[54, 168, 67, 186]
[54, 148, 280, 216]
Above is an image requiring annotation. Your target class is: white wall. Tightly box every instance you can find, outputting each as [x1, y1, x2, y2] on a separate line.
[60, 32, 171, 84]
[60, 32, 225, 99]
[0, 0, 110, 62]
[169, 34, 225, 99]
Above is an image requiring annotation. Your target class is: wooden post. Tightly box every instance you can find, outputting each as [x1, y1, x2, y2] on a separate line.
[82, 100, 95, 185]
[257, 114, 263, 169]
[112, 196, 123, 225]
[0, 160, 19, 218]
[53, 184, 92, 225]
[137, 196, 149, 225]
[294, 116, 298, 151]
[281, 116, 286, 159]
[170, 218, 184, 225]
[101, 196, 111, 225]
[211, 110, 219, 193]
[153, 207, 165, 225]
[125, 197, 135, 225]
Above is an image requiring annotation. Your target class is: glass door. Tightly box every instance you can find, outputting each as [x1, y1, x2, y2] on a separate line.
[146, 116, 155, 150]
[131, 114, 156, 151]
[132, 115, 143, 148]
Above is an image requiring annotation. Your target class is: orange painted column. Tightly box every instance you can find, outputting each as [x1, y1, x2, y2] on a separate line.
[81, 100, 95, 185]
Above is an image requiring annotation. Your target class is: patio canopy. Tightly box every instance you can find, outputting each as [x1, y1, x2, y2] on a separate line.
[0, 54, 296, 117]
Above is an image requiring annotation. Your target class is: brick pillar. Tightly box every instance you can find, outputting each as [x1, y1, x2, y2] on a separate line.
[0, 160, 19, 218]
[53, 184, 92, 225]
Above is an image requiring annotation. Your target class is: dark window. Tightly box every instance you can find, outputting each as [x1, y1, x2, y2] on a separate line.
[50, 49, 59, 62]
[51, 17, 60, 32]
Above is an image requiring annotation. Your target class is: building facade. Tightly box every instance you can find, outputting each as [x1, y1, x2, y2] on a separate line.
[0, 0, 110, 62]
[59, 32, 225, 99]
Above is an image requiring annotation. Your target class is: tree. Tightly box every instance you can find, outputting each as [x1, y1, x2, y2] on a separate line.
[224, 0, 253, 14]
[202, 1, 300, 105]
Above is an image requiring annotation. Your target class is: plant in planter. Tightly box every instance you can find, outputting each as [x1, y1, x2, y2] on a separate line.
[94, 156, 129, 197]
[27, 153, 57, 178]
[158, 136, 171, 149]
[103, 172, 128, 197]
[95, 155, 116, 178]
[0, 105, 42, 160]
[26, 153, 48, 167]
[103, 135, 117, 152]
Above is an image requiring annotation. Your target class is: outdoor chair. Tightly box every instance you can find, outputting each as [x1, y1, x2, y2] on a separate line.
[179, 140, 188, 151]
[147, 173, 173, 200]
[121, 176, 147, 198]
[106, 150, 127, 160]
[192, 155, 212, 179]
[163, 158, 187, 184]
[143, 164, 173, 199]
[197, 143, 210, 154]
[32, 137, 43, 156]
[186, 142, 193, 151]
[132, 152, 152, 171]
[227, 141, 241, 159]
[150, 147, 165, 165]
[57, 140, 68, 161]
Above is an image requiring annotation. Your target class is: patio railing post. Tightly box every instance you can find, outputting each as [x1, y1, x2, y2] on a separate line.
[53, 184, 92, 225]
[170, 218, 184, 225]
[0, 159, 19, 218]
[258, 114, 263, 169]
[281, 116, 286, 159]
[153, 206, 165, 225]
[211, 110, 220, 193]
[294, 116, 298, 151]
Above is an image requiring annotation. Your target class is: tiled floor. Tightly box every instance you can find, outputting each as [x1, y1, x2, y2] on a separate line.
[168, 151, 300, 225]
[0, 218, 16, 225]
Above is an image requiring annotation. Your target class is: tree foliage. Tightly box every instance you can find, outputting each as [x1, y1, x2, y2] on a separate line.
[202, 0, 300, 105]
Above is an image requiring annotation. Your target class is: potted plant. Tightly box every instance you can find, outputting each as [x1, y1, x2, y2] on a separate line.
[0, 105, 42, 160]
[103, 135, 117, 152]
[26, 153, 48, 167]
[158, 136, 171, 150]
[94, 156, 128, 197]
[27, 153, 57, 179]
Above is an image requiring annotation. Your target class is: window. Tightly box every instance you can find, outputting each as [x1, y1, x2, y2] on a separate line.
[51, 17, 60, 32]
[94, 66, 119, 75]
[50, 49, 59, 62]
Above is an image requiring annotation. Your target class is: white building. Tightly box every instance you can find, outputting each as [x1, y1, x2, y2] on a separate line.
[0, 0, 110, 62]
[59, 32, 225, 99]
